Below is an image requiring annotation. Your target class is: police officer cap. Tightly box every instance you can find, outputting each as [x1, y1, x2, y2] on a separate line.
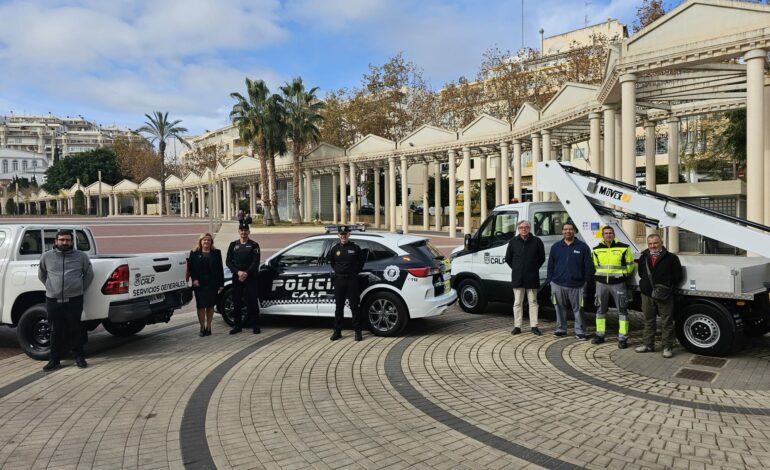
[338, 225, 350, 234]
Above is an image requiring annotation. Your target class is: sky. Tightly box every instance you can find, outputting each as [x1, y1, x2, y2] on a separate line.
[0, 0, 665, 136]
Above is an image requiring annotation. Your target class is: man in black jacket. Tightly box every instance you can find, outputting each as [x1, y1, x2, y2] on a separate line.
[226, 220, 261, 334]
[504, 220, 546, 336]
[635, 233, 683, 358]
[328, 225, 366, 341]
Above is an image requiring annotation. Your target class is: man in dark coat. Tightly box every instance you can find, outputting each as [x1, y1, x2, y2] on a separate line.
[635, 233, 683, 358]
[505, 220, 546, 336]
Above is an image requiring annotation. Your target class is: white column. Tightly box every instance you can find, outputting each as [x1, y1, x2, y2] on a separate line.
[513, 140, 522, 201]
[389, 157, 397, 232]
[225, 178, 233, 219]
[108, 194, 113, 216]
[764, 77, 770, 226]
[400, 156, 409, 234]
[422, 162, 429, 231]
[304, 170, 313, 222]
[339, 164, 347, 225]
[620, 73, 638, 237]
[561, 144, 571, 162]
[746, 49, 766, 226]
[139, 194, 145, 215]
[374, 167, 381, 228]
[165, 192, 170, 217]
[603, 106, 616, 178]
[434, 161, 442, 231]
[86, 194, 91, 214]
[349, 162, 357, 224]
[462, 147, 471, 235]
[589, 112, 602, 175]
[448, 149, 457, 238]
[479, 154, 488, 220]
[541, 130, 551, 201]
[644, 120, 657, 236]
[667, 117, 680, 253]
[494, 152, 502, 207]
[500, 142, 510, 204]
[614, 109, 622, 180]
[332, 171, 339, 223]
[530, 134, 541, 202]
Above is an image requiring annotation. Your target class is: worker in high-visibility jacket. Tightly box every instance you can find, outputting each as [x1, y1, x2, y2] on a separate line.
[591, 226, 635, 348]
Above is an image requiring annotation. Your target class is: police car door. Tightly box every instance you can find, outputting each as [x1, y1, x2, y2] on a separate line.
[259, 239, 331, 315]
[473, 210, 519, 297]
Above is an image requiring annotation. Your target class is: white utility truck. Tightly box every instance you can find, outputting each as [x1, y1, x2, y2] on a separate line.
[0, 224, 193, 359]
[452, 162, 770, 356]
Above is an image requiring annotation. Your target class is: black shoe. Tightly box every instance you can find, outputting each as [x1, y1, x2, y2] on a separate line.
[330, 330, 342, 341]
[576, 334, 588, 341]
[199, 329, 206, 337]
[355, 330, 363, 341]
[531, 327, 542, 336]
[511, 327, 521, 335]
[75, 357, 88, 369]
[229, 326, 242, 335]
[43, 360, 60, 372]
[205, 328, 211, 336]
[253, 327, 261, 334]
[553, 331, 567, 338]
[592, 336, 605, 345]
[618, 339, 628, 349]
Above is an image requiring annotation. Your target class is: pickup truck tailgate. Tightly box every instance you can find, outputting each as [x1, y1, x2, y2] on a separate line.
[127, 252, 189, 299]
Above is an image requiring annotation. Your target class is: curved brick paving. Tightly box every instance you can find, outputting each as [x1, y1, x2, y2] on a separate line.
[0, 308, 769, 469]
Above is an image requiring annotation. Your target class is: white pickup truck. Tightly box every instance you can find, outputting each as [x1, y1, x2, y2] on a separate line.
[0, 224, 193, 359]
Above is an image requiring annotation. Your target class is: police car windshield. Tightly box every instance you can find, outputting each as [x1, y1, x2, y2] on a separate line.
[402, 240, 444, 263]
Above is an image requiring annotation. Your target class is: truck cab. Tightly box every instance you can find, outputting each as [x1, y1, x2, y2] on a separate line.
[450, 201, 577, 313]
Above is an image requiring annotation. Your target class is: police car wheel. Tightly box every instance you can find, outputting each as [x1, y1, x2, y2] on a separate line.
[18, 304, 51, 360]
[457, 278, 487, 314]
[365, 291, 408, 337]
[217, 288, 237, 327]
[102, 319, 146, 337]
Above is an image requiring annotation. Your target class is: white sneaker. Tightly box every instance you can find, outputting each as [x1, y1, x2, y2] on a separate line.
[635, 345, 653, 353]
[662, 348, 673, 358]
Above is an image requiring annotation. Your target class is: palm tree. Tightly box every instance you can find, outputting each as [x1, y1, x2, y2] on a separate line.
[281, 77, 325, 223]
[230, 78, 274, 225]
[136, 112, 190, 216]
[263, 94, 288, 223]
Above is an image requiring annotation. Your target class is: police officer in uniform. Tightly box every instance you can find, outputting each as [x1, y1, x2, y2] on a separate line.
[226, 219, 261, 334]
[328, 225, 366, 341]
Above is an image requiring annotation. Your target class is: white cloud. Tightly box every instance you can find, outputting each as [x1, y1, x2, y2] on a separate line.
[286, 0, 388, 30]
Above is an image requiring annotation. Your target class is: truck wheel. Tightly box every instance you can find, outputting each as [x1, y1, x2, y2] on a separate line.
[457, 278, 487, 314]
[102, 319, 146, 337]
[17, 304, 51, 361]
[217, 288, 237, 326]
[676, 302, 737, 356]
[364, 291, 408, 337]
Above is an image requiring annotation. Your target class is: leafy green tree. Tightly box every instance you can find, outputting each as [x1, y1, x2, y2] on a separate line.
[281, 77, 325, 223]
[136, 112, 190, 216]
[73, 190, 86, 215]
[43, 148, 123, 193]
[5, 198, 17, 215]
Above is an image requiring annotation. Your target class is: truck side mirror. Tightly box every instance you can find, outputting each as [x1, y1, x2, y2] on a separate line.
[464, 233, 478, 252]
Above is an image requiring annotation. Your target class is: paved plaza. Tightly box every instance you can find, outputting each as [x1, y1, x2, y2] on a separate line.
[1, 302, 769, 469]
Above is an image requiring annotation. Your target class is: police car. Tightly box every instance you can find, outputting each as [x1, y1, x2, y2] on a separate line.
[217, 226, 457, 336]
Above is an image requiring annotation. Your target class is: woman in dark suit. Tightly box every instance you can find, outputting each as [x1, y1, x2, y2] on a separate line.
[189, 233, 225, 336]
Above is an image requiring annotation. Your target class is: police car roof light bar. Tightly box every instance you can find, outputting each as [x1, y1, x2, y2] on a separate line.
[324, 224, 367, 234]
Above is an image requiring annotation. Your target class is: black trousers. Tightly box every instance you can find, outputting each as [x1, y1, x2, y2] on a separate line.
[46, 296, 85, 361]
[232, 276, 259, 327]
[334, 275, 361, 331]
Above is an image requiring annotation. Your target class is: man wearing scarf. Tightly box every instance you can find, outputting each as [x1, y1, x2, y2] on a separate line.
[636, 233, 683, 358]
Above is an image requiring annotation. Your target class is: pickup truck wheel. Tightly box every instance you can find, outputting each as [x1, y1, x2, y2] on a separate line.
[365, 291, 408, 337]
[676, 302, 736, 356]
[18, 304, 51, 361]
[102, 319, 146, 337]
[217, 288, 237, 326]
[457, 278, 487, 314]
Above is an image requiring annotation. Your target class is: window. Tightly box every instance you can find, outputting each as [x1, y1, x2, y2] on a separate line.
[0, 231, 7, 248]
[275, 240, 327, 268]
[533, 211, 572, 237]
[2, 160, 7, 173]
[20, 230, 42, 255]
[356, 240, 396, 263]
[76, 230, 91, 251]
[32, 160, 38, 168]
[22, 160, 27, 171]
[12, 160, 18, 171]
[478, 210, 519, 248]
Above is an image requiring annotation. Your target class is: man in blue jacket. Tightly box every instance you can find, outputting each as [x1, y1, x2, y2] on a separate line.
[547, 220, 594, 340]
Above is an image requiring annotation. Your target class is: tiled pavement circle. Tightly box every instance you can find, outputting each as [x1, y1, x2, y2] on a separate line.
[0, 308, 769, 469]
